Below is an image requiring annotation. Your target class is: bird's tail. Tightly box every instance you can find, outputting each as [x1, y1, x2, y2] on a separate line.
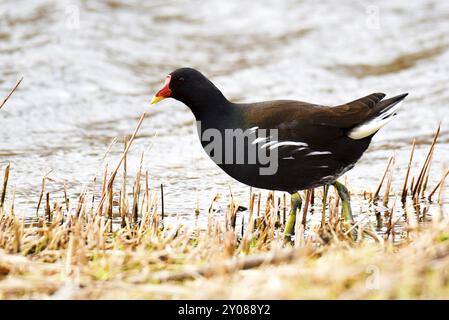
[347, 93, 408, 140]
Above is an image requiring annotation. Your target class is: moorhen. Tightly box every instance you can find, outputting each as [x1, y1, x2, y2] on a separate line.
[151, 68, 408, 238]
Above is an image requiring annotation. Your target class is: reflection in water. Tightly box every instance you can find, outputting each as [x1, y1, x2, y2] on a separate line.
[0, 0, 448, 232]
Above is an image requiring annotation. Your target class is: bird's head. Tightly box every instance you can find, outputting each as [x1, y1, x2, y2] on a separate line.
[150, 68, 227, 110]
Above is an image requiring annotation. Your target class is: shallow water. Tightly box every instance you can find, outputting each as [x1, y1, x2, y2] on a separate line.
[0, 0, 448, 226]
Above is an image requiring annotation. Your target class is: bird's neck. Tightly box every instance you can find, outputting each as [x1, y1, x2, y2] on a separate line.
[183, 88, 232, 120]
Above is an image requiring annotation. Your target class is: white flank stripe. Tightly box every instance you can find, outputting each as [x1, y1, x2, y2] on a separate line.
[248, 126, 259, 134]
[260, 141, 278, 149]
[269, 141, 308, 150]
[252, 137, 269, 144]
[306, 151, 332, 156]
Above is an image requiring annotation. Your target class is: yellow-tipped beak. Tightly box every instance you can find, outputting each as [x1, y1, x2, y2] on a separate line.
[151, 75, 172, 105]
[150, 95, 165, 105]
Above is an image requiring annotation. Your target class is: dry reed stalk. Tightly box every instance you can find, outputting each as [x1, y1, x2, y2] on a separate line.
[75, 190, 86, 218]
[160, 184, 164, 222]
[240, 214, 245, 238]
[382, 163, 394, 207]
[384, 197, 398, 242]
[98, 165, 108, 216]
[120, 138, 129, 228]
[282, 193, 286, 226]
[328, 197, 338, 226]
[9, 185, 16, 216]
[138, 206, 150, 238]
[268, 192, 277, 236]
[132, 153, 144, 224]
[139, 191, 146, 226]
[261, 192, 274, 230]
[226, 198, 234, 231]
[63, 182, 69, 212]
[248, 192, 255, 218]
[343, 213, 367, 237]
[100, 137, 118, 164]
[246, 192, 255, 233]
[276, 196, 281, 227]
[302, 189, 312, 227]
[98, 163, 109, 216]
[334, 187, 340, 208]
[145, 171, 150, 214]
[421, 162, 432, 198]
[207, 194, 219, 235]
[0, 77, 23, 110]
[45, 192, 51, 222]
[1, 161, 10, 209]
[373, 156, 394, 201]
[107, 184, 113, 232]
[12, 216, 21, 253]
[321, 185, 329, 227]
[224, 199, 230, 231]
[401, 139, 416, 201]
[428, 169, 449, 201]
[96, 113, 146, 215]
[36, 175, 47, 218]
[150, 192, 159, 233]
[412, 126, 440, 200]
[230, 201, 238, 230]
[90, 177, 96, 212]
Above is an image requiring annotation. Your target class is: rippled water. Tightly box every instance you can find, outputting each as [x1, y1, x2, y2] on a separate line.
[0, 0, 448, 224]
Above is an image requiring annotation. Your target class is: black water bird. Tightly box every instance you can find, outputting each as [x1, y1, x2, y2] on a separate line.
[151, 67, 408, 238]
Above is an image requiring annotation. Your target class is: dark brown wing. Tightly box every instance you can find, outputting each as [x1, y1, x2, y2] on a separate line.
[240, 93, 386, 145]
[239, 93, 391, 166]
[309, 92, 386, 128]
[241, 92, 386, 129]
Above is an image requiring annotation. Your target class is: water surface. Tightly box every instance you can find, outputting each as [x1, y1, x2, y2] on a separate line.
[0, 0, 448, 226]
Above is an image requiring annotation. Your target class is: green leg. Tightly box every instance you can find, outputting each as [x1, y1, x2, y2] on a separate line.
[283, 192, 302, 241]
[333, 181, 353, 222]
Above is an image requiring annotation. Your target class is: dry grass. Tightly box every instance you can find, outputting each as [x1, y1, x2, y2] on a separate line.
[0, 77, 22, 110]
[0, 119, 447, 299]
